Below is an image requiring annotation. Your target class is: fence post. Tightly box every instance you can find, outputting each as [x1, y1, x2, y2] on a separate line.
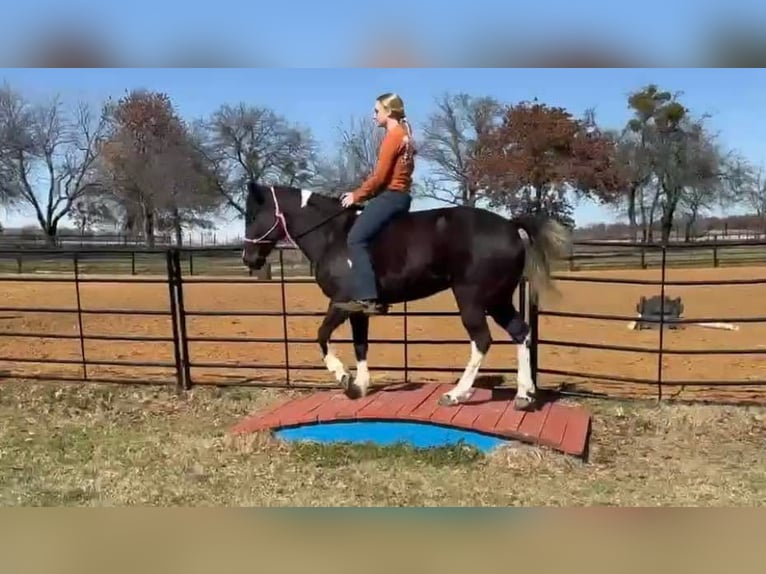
[568, 241, 575, 271]
[278, 249, 291, 386]
[172, 248, 192, 390]
[166, 249, 186, 392]
[73, 252, 88, 380]
[528, 285, 539, 385]
[656, 244, 667, 402]
[403, 300, 409, 383]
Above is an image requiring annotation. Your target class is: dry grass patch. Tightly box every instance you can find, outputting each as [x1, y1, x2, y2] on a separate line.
[0, 381, 764, 506]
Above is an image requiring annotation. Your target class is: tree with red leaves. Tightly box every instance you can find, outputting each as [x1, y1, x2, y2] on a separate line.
[468, 100, 626, 227]
[99, 89, 183, 244]
[99, 89, 220, 245]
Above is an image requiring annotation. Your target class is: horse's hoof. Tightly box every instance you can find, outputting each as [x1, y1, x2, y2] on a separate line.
[513, 395, 536, 412]
[339, 372, 351, 391]
[438, 393, 459, 407]
[344, 379, 366, 400]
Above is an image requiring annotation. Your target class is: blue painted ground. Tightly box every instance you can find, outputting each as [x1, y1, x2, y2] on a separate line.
[274, 420, 509, 452]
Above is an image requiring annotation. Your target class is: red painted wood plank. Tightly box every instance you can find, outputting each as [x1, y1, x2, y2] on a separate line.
[493, 402, 526, 437]
[407, 384, 453, 422]
[390, 384, 442, 418]
[271, 391, 334, 427]
[356, 390, 408, 420]
[515, 401, 552, 443]
[431, 389, 492, 428]
[379, 382, 414, 393]
[429, 402, 463, 426]
[230, 398, 287, 434]
[470, 399, 512, 436]
[309, 393, 361, 423]
[559, 408, 591, 456]
[537, 404, 570, 450]
[337, 391, 381, 420]
[233, 392, 323, 433]
[448, 388, 493, 429]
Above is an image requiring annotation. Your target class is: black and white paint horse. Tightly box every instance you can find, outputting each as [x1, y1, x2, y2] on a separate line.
[242, 183, 570, 411]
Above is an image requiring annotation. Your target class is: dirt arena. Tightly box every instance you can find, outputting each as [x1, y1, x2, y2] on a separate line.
[1, 264, 765, 404]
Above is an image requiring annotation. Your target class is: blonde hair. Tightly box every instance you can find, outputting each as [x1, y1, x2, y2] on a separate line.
[376, 92, 416, 159]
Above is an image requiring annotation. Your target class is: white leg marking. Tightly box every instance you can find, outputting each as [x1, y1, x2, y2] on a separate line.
[347, 258, 352, 268]
[354, 360, 370, 393]
[323, 347, 349, 383]
[446, 341, 484, 402]
[300, 189, 313, 208]
[516, 333, 535, 399]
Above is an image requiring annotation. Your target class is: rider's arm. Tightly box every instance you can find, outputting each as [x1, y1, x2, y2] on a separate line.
[351, 129, 403, 203]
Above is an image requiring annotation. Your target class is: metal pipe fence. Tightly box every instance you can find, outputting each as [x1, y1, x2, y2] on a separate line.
[537, 241, 766, 404]
[0, 240, 765, 404]
[4, 236, 766, 277]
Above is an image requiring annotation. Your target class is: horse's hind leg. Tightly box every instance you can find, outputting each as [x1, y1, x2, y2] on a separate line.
[318, 303, 351, 390]
[439, 287, 492, 407]
[487, 302, 537, 411]
[346, 313, 370, 399]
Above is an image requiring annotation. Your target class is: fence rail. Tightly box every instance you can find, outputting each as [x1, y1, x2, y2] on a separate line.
[3, 236, 766, 277]
[1, 240, 766, 405]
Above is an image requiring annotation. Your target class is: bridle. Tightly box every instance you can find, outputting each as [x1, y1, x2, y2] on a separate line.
[242, 186, 299, 249]
[241, 185, 354, 253]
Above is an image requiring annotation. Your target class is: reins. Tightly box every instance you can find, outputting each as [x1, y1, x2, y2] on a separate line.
[242, 186, 352, 248]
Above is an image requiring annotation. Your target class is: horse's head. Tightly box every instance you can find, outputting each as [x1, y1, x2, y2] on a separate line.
[242, 182, 288, 270]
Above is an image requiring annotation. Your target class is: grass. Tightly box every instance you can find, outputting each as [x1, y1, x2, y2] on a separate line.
[1, 380, 765, 506]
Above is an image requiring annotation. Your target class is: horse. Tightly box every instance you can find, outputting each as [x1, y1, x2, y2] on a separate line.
[241, 182, 570, 412]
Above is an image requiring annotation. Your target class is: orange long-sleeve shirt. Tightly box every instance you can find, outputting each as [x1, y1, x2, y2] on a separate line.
[351, 123, 414, 202]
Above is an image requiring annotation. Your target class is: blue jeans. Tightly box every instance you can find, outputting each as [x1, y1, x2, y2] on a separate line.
[347, 190, 412, 301]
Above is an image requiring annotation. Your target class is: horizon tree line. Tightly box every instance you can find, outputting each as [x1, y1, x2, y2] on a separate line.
[1, 80, 763, 246]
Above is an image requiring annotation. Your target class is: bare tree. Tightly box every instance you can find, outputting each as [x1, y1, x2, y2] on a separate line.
[614, 84, 745, 243]
[610, 127, 654, 241]
[313, 115, 384, 196]
[150, 133, 222, 245]
[69, 195, 119, 234]
[0, 83, 107, 243]
[417, 92, 502, 207]
[196, 103, 319, 214]
[729, 161, 766, 233]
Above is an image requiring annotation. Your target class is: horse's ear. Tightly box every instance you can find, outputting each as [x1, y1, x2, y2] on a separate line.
[248, 181, 264, 205]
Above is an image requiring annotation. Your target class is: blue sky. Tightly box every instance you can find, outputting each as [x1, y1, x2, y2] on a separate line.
[2, 68, 765, 239]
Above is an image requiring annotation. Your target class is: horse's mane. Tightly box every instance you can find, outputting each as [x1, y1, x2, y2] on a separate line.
[277, 185, 358, 234]
[304, 189, 344, 210]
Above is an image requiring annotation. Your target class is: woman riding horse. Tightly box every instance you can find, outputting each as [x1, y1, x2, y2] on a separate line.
[334, 92, 416, 315]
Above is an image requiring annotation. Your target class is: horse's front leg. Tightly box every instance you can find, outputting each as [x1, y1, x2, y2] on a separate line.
[318, 304, 351, 389]
[347, 313, 370, 399]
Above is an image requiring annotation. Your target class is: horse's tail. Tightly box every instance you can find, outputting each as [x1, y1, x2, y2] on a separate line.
[513, 214, 572, 302]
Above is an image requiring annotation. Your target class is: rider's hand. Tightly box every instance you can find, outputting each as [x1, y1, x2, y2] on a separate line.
[341, 192, 356, 208]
